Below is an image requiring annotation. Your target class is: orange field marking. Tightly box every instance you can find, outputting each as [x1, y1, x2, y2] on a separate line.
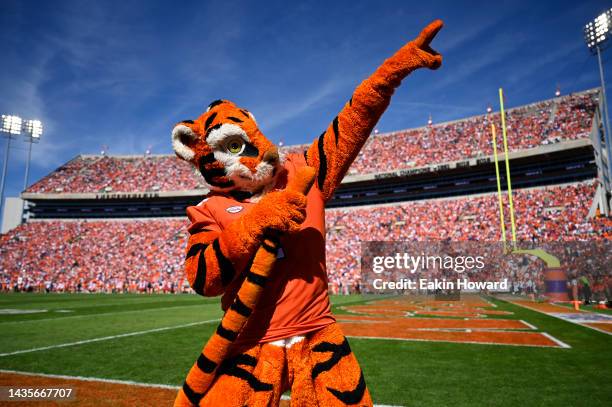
[338, 296, 569, 348]
[337, 315, 532, 330]
[0, 372, 177, 406]
[342, 323, 564, 348]
[584, 323, 612, 333]
[510, 300, 582, 314]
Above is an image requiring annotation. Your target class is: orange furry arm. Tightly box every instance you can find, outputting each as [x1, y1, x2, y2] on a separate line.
[306, 20, 443, 201]
[184, 191, 307, 297]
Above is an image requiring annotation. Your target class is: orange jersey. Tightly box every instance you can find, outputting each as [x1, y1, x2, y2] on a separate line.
[186, 153, 335, 347]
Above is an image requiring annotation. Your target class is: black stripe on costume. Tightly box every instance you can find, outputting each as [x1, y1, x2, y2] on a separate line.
[205, 123, 222, 138]
[216, 324, 238, 341]
[303, 149, 308, 163]
[189, 228, 212, 236]
[311, 338, 352, 380]
[208, 99, 225, 110]
[196, 353, 218, 373]
[193, 249, 207, 296]
[218, 355, 272, 392]
[326, 370, 367, 405]
[212, 239, 235, 286]
[205, 112, 217, 130]
[186, 243, 208, 259]
[349, 96, 353, 106]
[181, 119, 194, 124]
[229, 353, 258, 367]
[246, 271, 267, 287]
[226, 116, 243, 123]
[316, 132, 328, 190]
[230, 296, 252, 317]
[332, 116, 339, 145]
[240, 109, 250, 119]
[182, 382, 205, 405]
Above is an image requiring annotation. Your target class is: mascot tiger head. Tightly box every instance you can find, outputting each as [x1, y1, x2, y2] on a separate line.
[172, 99, 282, 196]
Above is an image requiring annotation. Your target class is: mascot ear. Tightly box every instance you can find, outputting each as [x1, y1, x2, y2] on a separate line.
[172, 124, 198, 161]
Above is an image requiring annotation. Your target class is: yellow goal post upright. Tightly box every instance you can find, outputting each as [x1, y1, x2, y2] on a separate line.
[490, 88, 569, 301]
[490, 122, 507, 253]
[498, 88, 517, 250]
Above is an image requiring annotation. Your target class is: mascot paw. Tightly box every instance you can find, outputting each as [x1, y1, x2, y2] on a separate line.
[399, 19, 443, 71]
[250, 189, 307, 235]
[411, 19, 443, 69]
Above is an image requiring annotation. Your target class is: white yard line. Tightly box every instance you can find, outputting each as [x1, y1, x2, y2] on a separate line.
[0, 369, 403, 407]
[346, 334, 570, 349]
[0, 304, 212, 325]
[479, 296, 498, 308]
[541, 332, 571, 349]
[0, 369, 179, 389]
[0, 319, 220, 357]
[519, 319, 538, 330]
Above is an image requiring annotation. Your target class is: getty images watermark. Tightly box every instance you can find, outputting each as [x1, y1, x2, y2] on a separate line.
[369, 251, 503, 291]
[360, 241, 611, 296]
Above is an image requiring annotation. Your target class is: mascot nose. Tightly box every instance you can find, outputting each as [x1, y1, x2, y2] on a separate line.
[262, 147, 279, 165]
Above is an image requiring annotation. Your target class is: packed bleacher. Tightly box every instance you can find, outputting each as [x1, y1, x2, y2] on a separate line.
[26, 155, 205, 194]
[325, 181, 611, 296]
[2, 181, 610, 295]
[25, 90, 597, 194]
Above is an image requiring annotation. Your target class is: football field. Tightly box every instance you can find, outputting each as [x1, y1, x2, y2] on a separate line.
[0, 293, 610, 406]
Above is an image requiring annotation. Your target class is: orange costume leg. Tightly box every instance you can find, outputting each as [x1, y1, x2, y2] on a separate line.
[199, 343, 287, 407]
[288, 323, 373, 407]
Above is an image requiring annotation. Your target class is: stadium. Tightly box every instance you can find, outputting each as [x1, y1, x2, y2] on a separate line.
[1, 2, 611, 407]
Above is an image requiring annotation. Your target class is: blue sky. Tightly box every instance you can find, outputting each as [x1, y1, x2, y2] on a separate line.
[0, 0, 610, 199]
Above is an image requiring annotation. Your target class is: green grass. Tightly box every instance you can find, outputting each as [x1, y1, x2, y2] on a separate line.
[0, 293, 610, 406]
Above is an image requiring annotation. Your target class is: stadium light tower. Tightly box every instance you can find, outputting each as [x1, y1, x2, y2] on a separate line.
[23, 120, 43, 193]
[0, 115, 23, 220]
[0, 115, 43, 226]
[584, 8, 612, 186]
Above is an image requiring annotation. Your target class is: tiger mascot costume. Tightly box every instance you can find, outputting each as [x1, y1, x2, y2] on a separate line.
[171, 20, 443, 407]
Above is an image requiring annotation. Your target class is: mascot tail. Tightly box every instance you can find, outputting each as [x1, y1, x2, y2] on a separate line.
[174, 166, 316, 407]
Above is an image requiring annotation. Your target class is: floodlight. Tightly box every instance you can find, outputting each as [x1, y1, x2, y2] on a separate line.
[584, 8, 612, 52]
[25, 120, 43, 138]
[585, 8, 612, 198]
[1, 115, 23, 135]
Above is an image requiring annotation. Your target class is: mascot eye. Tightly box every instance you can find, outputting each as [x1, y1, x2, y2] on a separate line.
[225, 138, 245, 155]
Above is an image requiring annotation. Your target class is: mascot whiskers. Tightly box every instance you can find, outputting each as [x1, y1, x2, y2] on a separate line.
[172, 20, 443, 407]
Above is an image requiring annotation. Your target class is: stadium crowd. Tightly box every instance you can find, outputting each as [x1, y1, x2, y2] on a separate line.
[0, 219, 190, 294]
[325, 181, 611, 297]
[25, 91, 596, 194]
[26, 155, 204, 194]
[2, 182, 610, 300]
